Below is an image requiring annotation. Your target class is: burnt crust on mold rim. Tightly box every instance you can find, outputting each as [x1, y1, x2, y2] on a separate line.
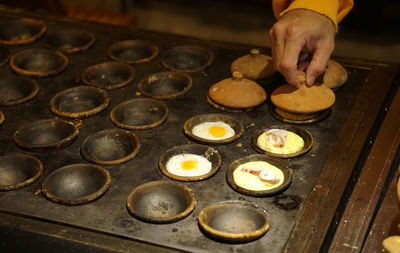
[159, 144, 222, 182]
[0, 18, 46, 45]
[108, 39, 159, 64]
[41, 163, 111, 206]
[0, 154, 43, 191]
[268, 103, 331, 125]
[183, 113, 244, 145]
[81, 61, 135, 90]
[0, 77, 39, 106]
[198, 200, 270, 243]
[126, 180, 196, 224]
[10, 49, 68, 78]
[81, 128, 140, 165]
[46, 29, 95, 54]
[137, 71, 192, 100]
[50, 86, 109, 119]
[226, 154, 293, 197]
[250, 125, 313, 158]
[162, 44, 213, 72]
[13, 118, 79, 152]
[110, 98, 168, 130]
[206, 95, 255, 113]
[0, 110, 4, 125]
[0, 45, 10, 67]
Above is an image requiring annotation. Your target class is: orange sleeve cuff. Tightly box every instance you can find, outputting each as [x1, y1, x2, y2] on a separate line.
[272, 0, 354, 30]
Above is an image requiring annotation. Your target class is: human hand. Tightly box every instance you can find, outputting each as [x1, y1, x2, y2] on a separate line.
[269, 9, 336, 87]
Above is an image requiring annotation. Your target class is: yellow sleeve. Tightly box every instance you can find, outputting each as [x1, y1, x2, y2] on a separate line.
[272, 0, 354, 30]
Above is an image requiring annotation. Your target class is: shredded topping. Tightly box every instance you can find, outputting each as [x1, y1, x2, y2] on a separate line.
[241, 167, 263, 176]
[241, 167, 280, 185]
[259, 170, 280, 185]
[266, 129, 288, 147]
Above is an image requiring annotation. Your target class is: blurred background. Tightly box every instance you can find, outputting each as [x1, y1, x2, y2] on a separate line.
[1, 0, 399, 63]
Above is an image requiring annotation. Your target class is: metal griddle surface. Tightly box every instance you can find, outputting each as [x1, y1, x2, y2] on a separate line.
[0, 11, 370, 253]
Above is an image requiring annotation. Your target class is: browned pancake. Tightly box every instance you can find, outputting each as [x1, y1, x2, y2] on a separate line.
[275, 108, 319, 120]
[323, 60, 348, 89]
[271, 84, 335, 114]
[230, 49, 275, 80]
[209, 72, 267, 109]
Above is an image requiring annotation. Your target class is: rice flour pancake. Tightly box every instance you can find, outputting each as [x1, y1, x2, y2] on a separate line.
[230, 49, 275, 80]
[257, 129, 304, 155]
[271, 84, 335, 114]
[233, 161, 285, 191]
[208, 71, 267, 109]
[323, 60, 348, 89]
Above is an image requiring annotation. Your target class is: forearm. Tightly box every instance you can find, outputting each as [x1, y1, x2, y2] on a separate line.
[272, 0, 354, 30]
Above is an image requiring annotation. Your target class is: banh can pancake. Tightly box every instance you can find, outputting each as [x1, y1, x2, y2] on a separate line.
[233, 161, 285, 191]
[230, 49, 276, 80]
[208, 71, 267, 109]
[323, 60, 348, 89]
[256, 129, 304, 155]
[270, 84, 335, 114]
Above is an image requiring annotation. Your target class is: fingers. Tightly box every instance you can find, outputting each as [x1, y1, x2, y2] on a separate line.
[305, 39, 334, 86]
[279, 29, 306, 86]
[269, 24, 285, 71]
[270, 21, 308, 87]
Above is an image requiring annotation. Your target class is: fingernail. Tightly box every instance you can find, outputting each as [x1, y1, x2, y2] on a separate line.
[306, 76, 315, 86]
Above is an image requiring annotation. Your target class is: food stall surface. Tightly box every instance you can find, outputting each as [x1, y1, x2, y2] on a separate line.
[0, 6, 399, 253]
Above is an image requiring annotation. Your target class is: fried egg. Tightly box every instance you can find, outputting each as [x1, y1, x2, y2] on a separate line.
[233, 161, 284, 191]
[166, 153, 212, 177]
[191, 121, 235, 140]
[257, 129, 304, 154]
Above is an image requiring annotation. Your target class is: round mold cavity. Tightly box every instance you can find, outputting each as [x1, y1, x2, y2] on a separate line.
[81, 128, 140, 165]
[50, 86, 109, 119]
[251, 125, 313, 158]
[226, 154, 293, 197]
[110, 98, 168, 130]
[13, 118, 79, 152]
[108, 39, 159, 64]
[126, 180, 196, 224]
[0, 77, 39, 106]
[0, 18, 46, 45]
[137, 71, 192, 100]
[0, 110, 4, 125]
[81, 61, 135, 90]
[268, 103, 330, 125]
[198, 200, 270, 243]
[0, 154, 43, 191]
[183, 113, 244, 145]
[159, 144, 221, 182]
[0, 45, 10, 67]
[41, 163, 111, 205]
[162, 45, 213, 72]
[10, 49, 68, 78]
[206, 95, 254, 113]
[46, 29, 95, 54]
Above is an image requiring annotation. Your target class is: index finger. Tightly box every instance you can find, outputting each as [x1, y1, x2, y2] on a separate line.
[269, 26, 285, 70]
[279, 35, 305, 86]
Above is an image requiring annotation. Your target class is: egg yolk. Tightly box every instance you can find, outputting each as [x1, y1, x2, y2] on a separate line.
[208, 126, 226, 137]
[181, 160, 197, 170]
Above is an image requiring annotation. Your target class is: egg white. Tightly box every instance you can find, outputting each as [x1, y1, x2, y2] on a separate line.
[233, 161, 284, 191]
[257, 130, 304, 154]
[166, 153, 212, 177]
[191, 121, 235, 140]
